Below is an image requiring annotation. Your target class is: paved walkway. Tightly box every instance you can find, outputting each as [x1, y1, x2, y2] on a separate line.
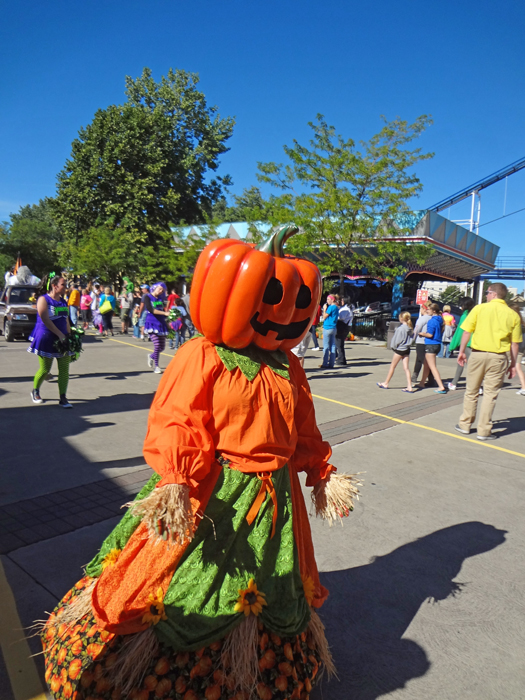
[1, 333, 524, 699]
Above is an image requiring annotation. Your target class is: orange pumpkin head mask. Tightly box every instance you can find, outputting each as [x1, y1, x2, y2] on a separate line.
[190, 224, 322, 351]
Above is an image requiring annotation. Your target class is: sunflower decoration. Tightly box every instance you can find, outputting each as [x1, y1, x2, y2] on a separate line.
[142, 587, 168, 626]
[101, 548, 121, 570]
[301, 574, 315, 606]
[234, 578, 267, 617]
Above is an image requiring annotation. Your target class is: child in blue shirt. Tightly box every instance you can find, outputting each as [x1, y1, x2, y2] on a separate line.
[417, 304, 447, 393]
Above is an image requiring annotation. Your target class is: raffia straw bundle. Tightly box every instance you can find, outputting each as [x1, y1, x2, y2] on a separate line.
[220, 615, 259, 696]
[312, 472, 362, 525]
[108, 627, 160, 694]
[128, 483, 194, 545]
[307, 608, 338, 679]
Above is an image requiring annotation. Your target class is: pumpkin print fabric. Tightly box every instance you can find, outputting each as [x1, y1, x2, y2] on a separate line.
[43, 580, 321, 700]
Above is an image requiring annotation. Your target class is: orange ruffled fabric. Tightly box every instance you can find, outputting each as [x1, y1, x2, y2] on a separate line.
[93, 337, 334, 634]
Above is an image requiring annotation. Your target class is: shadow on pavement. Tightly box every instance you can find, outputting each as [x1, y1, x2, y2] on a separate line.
[346, 360, 391, 367]
[307, 372, 371, 381]
[492, 415, 525, 437]
[0, 391, 154, 504]
[313, 522, 507, 700]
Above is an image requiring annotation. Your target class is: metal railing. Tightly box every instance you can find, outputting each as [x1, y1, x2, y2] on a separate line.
[494, 257, 525, 270]
[352, 312, 391, 340]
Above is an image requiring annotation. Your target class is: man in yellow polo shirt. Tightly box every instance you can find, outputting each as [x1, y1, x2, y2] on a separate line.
[455, 282, 522, 440]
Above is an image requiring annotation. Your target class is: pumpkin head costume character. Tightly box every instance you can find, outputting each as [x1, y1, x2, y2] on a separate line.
[40, 225, 360, 700]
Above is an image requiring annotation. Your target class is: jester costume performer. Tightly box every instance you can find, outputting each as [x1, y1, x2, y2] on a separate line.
[40, 226, 360, 700]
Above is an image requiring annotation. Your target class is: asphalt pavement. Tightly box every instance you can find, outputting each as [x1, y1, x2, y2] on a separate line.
[1, 332, 524, 700]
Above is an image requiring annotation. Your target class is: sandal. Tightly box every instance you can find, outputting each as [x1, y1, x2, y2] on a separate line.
[402, 388, 415, 393]
[434, 389, 447, 394]
[376, 383, 388, 389]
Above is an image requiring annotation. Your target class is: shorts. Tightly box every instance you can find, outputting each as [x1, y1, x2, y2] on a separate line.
[393, 348, 410, 357]
[120, 308, 130, 321]
[425, 344, 441, 354]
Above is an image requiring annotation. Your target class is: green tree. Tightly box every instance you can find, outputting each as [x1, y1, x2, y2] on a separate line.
[438, 285, 463, 305]
[0, 200, 62, 278]
[257, 114, 433, 292]
[51, 68, 235, 264]
[63, 224, 137, 288]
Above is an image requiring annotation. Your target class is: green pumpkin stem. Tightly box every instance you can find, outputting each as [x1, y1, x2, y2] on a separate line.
[257, 224, 299, 257]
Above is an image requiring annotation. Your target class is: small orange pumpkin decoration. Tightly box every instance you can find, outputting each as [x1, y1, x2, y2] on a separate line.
[190, 225, 322, 351]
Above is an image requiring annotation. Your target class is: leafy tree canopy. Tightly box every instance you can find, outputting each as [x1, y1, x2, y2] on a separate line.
[51, 68, 235, 256]
[0, 200, 62, 278]
[438, 285, 464, 305]
[256, 114, 434, 285]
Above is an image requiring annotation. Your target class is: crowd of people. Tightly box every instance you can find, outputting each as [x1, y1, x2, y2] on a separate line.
[24, 274, 196, 407]
[375, 282, 524, 440]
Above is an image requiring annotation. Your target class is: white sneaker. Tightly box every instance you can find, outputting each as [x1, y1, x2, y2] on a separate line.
[447, 382, 456, 391]
[479, 387, 484, 395]
[517, 389, 525, 396]
[154, 366, 162, 374]
[312, 347, 321, 351]
[147, 355, 154, 369]
[31, 389, 43, 404]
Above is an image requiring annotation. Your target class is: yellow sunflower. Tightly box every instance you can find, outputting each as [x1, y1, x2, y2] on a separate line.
[301, 574, 315, 606]
[234, 578, 267, 617]
[101, 548, 121, 570]
[142, 587, 168, 625]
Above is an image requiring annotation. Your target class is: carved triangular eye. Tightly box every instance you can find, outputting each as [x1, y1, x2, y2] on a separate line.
[295, 285, 312, 309]
[262, 278, 283, 305]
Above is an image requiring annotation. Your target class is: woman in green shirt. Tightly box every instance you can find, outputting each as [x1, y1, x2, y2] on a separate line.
[447, 297, 475, 390]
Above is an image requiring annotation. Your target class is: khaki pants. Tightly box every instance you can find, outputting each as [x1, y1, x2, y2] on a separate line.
[458, 351, 508, 436]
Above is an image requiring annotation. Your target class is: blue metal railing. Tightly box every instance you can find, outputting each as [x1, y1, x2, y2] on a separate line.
[493, 257, 525, 270]
[428, 158, 525, 212]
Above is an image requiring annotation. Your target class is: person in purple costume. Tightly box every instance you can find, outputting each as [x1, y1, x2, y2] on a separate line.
[143, 282, 169, 373]
[28, 273, 74, 408]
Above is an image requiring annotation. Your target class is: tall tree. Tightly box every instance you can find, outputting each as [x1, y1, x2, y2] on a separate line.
[0, 200, 62, 278]
[257, 115, 433, 291]
[51, 68, 235, 264]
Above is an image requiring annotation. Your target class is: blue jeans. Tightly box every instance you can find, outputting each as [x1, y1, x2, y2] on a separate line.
[310, 325, 319, 349]
[69, 306, 78, 326]
[322, 328, 337, 367]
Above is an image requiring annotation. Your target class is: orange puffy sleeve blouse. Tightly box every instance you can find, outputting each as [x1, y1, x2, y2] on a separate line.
[143, 337, 334, 491]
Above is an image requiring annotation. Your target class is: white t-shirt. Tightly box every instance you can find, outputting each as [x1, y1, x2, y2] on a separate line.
[90, 290, 100, 310]
[119, 293, 133, 309]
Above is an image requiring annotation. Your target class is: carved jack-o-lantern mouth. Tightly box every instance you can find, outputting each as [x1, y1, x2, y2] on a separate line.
[250, 312, 311, 340]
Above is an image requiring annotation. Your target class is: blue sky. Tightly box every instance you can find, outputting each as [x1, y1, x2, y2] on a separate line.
[1, 0, 524, 286]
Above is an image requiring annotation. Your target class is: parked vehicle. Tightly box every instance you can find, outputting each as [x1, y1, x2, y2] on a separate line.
[364, 301, 382, 314]
[0, 285, 38, 341]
